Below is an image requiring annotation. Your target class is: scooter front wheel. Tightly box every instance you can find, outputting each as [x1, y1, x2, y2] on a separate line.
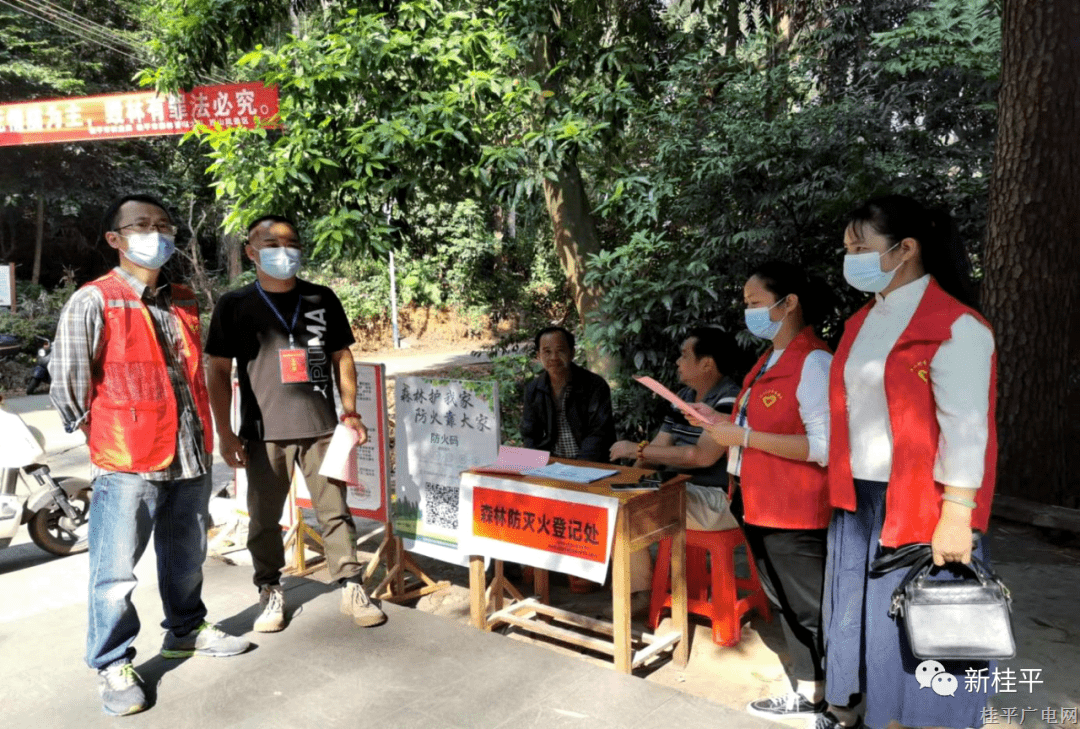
[28, 486, 90, 556]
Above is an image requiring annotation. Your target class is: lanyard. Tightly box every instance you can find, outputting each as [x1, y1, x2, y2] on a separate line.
[256, 281, 302, 347]
[735, 355, 773, 427]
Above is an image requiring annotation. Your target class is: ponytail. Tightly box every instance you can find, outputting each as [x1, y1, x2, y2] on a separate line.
[846, 195, 978, 310]
[750, 260, 834, 328]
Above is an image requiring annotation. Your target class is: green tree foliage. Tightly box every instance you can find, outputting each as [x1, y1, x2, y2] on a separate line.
[586, 0, 1001, 439]
[0, 0, 224, 286]
[0, 1, 139, 98]
[290, 194, 568, 332]
[141, 0, 533, 258]
[483, 0, 667, 200]
[138, 0, 1003, 442]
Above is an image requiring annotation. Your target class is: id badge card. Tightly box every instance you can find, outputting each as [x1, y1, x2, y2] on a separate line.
[279, 348, 310, 383]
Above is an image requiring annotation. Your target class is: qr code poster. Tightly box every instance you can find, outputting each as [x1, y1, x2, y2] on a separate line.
[393, 376, 500, 565]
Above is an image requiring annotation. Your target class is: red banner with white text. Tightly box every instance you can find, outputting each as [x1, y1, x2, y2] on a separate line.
[0, 82, 278, 147]
[458, 473, 619, 583]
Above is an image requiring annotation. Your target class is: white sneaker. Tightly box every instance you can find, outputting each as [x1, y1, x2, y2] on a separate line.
[254, 584, 286, 633]
[340, 581, 387, 627]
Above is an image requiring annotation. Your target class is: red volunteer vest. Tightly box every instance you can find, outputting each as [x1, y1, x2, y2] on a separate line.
[86, 271, 213, 472]
[736, 326, 832, 529]
[827, 278, 997, 547]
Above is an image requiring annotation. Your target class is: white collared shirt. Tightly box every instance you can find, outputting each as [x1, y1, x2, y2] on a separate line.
[843, 275, 994, 488]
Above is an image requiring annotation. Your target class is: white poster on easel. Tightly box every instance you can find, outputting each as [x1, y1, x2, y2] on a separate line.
[393, 377, 499, 565]
[0, 264, 14, 311]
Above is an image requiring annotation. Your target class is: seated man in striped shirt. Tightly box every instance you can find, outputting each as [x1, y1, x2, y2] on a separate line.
[610, 327, 748, 596]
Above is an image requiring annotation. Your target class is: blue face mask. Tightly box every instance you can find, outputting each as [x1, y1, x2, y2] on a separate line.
[258, 246, 302, 280]
[122, 231, 175, 270]
[744, 297, 787, 341]
[843, 243, 901, 293]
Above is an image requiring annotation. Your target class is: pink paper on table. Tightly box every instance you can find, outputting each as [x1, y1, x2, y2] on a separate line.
[318, 424, 360, 485]
[472, 445, 550, 475]
[634, 375, 721, 425]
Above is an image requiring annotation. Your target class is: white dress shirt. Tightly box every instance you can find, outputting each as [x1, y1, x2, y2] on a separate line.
[843, 275, 994, 489]
[728, 347, 832, 476]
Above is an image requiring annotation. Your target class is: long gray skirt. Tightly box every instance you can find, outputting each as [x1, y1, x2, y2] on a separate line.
[823, 479, 994, 729]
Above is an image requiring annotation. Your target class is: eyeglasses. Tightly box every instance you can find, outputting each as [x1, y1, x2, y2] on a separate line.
[117, 222, 178, 236]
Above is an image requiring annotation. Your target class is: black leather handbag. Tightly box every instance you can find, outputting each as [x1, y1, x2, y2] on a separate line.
[872, 545, 1016, 660]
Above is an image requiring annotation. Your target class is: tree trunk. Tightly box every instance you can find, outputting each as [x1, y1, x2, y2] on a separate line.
[32, 195, 44, 286]
[725, 0, 740, 56]
[529, 27, 613, 374]
[542, 160, 612, 374]
[983, 0, 1080, 507]
[223, 231, 242, 281]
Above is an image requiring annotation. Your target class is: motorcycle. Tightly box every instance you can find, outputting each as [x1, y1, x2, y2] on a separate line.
[25, 337, 52, 395]
[0, 398, 91, 556]
[0, 333, 20, 358]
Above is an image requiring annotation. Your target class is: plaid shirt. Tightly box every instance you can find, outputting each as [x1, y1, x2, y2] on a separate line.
[49, 266, 209, 481]
[553, 387, 580, 459]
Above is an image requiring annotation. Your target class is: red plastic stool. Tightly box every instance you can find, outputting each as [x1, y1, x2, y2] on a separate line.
[648, 527, 772, 646]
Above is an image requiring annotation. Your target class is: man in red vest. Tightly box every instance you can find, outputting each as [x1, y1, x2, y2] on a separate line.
[51, 194, 249, 717]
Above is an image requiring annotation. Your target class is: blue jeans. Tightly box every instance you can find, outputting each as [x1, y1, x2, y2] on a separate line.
[86, 471, 211, 670]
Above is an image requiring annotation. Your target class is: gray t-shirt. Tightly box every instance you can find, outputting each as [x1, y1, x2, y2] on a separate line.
[206, 279, 354, 441]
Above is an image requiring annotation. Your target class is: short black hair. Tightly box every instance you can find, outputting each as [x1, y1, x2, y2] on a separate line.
[247, 215, 299, 236]
[534, 326, 575, 354]
[685, 326, 748, 380]
[100, 194, 171, 242]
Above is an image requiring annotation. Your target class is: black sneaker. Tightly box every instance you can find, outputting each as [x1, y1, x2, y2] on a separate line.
[746, 692, 826, 720]
[97, 662, 147, 716]
[810, 710, 864, 729]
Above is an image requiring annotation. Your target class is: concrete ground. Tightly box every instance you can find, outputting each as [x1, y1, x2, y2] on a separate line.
[3, 355, 1080, 728]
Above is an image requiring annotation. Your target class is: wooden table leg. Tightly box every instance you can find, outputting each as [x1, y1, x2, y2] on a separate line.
[469, 555, 488, 630]
[672, 485, 689, 666]
[612, 506, 632, 673]
[534, 568, 550, 605]
[392, 535, 406, 595]
[492, 559, 505, 612]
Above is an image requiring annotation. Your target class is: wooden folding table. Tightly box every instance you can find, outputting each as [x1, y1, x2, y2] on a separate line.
[466, 462, 689, 674]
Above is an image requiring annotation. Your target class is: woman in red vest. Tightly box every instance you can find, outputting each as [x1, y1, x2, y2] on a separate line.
[690, 261, 833, 722]
[819, 195, 997, 729]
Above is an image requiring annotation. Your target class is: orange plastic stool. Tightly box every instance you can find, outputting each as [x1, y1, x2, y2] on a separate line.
[648, 527, 772, 646]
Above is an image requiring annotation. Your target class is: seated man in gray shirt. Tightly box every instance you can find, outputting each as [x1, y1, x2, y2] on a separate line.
[610, 327, 747, 593]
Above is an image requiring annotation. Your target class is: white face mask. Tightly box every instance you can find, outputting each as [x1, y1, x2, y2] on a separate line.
[843, 243, 901, 293]
[122, 231, 175, 270]
[258, 247, 302, 280]
[744, 297, 787, 341]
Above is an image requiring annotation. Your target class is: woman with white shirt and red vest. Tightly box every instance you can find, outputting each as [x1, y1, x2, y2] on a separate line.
[690, 261, 833, 722]
[818, 196, 997, 729]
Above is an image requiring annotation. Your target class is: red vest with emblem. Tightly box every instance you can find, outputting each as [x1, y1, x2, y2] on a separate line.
[85, 270, 213, 472]
[735, 326, 832, 529]
[827, 278, 997, 547]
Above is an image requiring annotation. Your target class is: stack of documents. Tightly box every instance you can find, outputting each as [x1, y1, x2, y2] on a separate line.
[472, 446, 551, 475]
[522, 463, 618, 483]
